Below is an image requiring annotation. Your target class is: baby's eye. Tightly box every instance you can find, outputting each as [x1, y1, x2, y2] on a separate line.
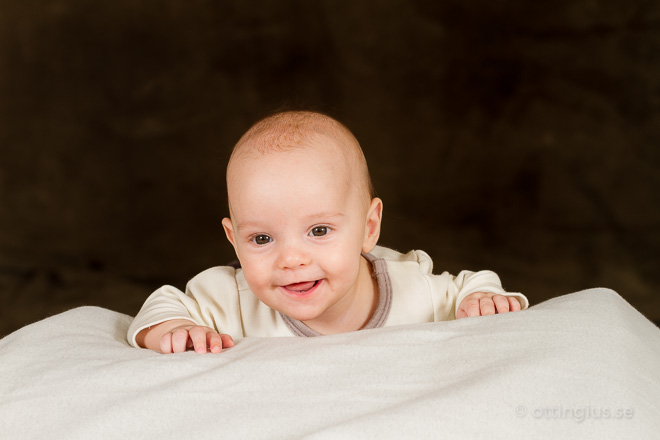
[252, 234, 272, 245]
[309, 226, 329, 237]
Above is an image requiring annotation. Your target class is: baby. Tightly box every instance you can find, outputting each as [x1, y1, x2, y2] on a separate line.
[128, 110, 528, 353]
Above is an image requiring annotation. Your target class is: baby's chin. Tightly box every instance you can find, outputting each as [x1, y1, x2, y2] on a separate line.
[275, 303, 326, 323]
[247, 289, 320, 320]
[273, 294, 331, 323]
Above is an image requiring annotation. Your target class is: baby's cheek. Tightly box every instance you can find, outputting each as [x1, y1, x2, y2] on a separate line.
[241, 266, 269, 292]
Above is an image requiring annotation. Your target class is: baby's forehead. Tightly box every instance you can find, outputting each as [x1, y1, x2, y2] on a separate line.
[228, 142, 357, 196]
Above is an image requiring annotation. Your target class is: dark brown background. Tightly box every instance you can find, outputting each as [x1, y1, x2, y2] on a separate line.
[1, 1, 659, 337]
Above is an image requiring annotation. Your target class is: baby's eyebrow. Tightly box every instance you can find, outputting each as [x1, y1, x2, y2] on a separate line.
[236, 212, 345, 231]
[303, 212, 346, 221]
[235, 220, 263, 231]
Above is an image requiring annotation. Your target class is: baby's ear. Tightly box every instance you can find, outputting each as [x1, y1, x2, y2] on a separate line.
[362, 198, 383, 253]
[222, 217, 238, 248]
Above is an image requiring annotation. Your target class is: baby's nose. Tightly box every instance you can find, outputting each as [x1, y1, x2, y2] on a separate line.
[278, 244, 312, 269]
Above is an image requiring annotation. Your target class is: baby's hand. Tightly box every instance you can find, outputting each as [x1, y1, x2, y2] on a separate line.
[456, 292, 521, 319]
[160, 324, 235, 354]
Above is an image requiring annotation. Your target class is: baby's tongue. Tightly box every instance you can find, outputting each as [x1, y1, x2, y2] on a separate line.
[286, 281, 316, 292]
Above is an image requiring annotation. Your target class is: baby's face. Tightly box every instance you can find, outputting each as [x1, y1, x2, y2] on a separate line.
[222, 134, 381, 330]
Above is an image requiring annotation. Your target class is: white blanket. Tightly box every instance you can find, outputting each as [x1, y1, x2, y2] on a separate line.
[1, 288, 659, 439]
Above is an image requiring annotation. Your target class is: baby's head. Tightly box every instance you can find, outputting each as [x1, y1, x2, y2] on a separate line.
[221, 111, 383, 333]
[228, 110, 375, 203]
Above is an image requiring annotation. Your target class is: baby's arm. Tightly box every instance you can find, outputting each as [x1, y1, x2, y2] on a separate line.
[136, 320, 234, 354]
[426, 268, 528, 320]
[456, 291, 522, 319]
[127, 267, 245, 352]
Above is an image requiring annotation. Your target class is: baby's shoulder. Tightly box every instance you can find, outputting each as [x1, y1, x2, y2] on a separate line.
[185, 265, 241, 293]
[370, 245, 434, 274]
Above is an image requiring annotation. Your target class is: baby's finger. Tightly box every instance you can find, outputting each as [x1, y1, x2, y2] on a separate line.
[493, 295, 510, 314]
[159, 333, 174, 354]
[220, 334, 235, 348]
[479, 297, 496, 316]
[508, 296, 521, 312]
[188, 327, 209, 353]
[171, 328, 190, 353]
[207, 332, 224, 353]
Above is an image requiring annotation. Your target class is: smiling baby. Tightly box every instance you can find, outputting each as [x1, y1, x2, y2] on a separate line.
[128, 110, 528, 353]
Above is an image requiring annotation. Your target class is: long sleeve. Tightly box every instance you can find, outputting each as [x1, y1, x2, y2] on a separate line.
[126, 266, 244, 347]
[371, 246, 529, 325]
[428, 269, 528, 321]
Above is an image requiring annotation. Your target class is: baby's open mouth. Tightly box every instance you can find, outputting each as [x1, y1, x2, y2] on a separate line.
[283, 280, 319, 293]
